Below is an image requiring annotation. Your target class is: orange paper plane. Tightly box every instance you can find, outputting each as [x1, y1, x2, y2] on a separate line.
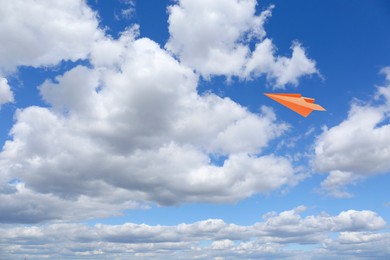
[264, 93, 326, 117]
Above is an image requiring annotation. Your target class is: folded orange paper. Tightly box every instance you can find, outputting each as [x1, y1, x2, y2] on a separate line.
[264, 93, 326, 117]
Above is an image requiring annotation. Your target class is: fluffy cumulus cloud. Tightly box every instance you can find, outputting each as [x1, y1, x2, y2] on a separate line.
[0, 206, 387, 259]
[0, 182, 140, 224]
[314, 68, 390, 196]
[166, 0, 318, 86]
[0, 0, 103, 109]
[0, 77, 14, 107]
[244, 40, 318, 86]
[0, 0, 102, 74]
[0, 25, 298, 222]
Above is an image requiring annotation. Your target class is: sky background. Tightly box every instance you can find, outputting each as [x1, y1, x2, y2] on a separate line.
[0, 0, 390, 259]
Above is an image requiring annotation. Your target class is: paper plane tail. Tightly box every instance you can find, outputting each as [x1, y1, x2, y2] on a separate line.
[303, 97, 315, 103]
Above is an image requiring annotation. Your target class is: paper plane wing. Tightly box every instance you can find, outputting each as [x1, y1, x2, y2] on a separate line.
[264, 93, 326, 117]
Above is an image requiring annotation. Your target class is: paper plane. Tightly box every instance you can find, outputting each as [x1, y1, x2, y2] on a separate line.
[264, 93, 326, 117]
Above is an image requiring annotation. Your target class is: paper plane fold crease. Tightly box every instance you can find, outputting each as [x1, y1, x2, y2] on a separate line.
[264, 93, 326, 117]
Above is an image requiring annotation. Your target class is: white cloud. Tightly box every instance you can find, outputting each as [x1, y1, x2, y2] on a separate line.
[320, 232, 390, 259]
[166, 0, 317, 86]
[332, 210, 385, 231]
[0, 182, 140, 224]
[314, 67, 390, 196]
[315, 105, 390, 174]
[319, 170, 358, 198]
[377, 67, 390, 105]
[0, 0, 102, 74]
[0, 77, 14, 107]
[245, 41, 318, 86]
[166, 0, 267, 78]
[380, 67, 390, 81]
[0, 207, 387, 259]
[257, 206, 385, 243]
[211, 239, 234, 250]
[0, 28, 297, 222]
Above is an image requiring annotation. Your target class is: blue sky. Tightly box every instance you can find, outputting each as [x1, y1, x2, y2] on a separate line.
[1, 0, 390, 259]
